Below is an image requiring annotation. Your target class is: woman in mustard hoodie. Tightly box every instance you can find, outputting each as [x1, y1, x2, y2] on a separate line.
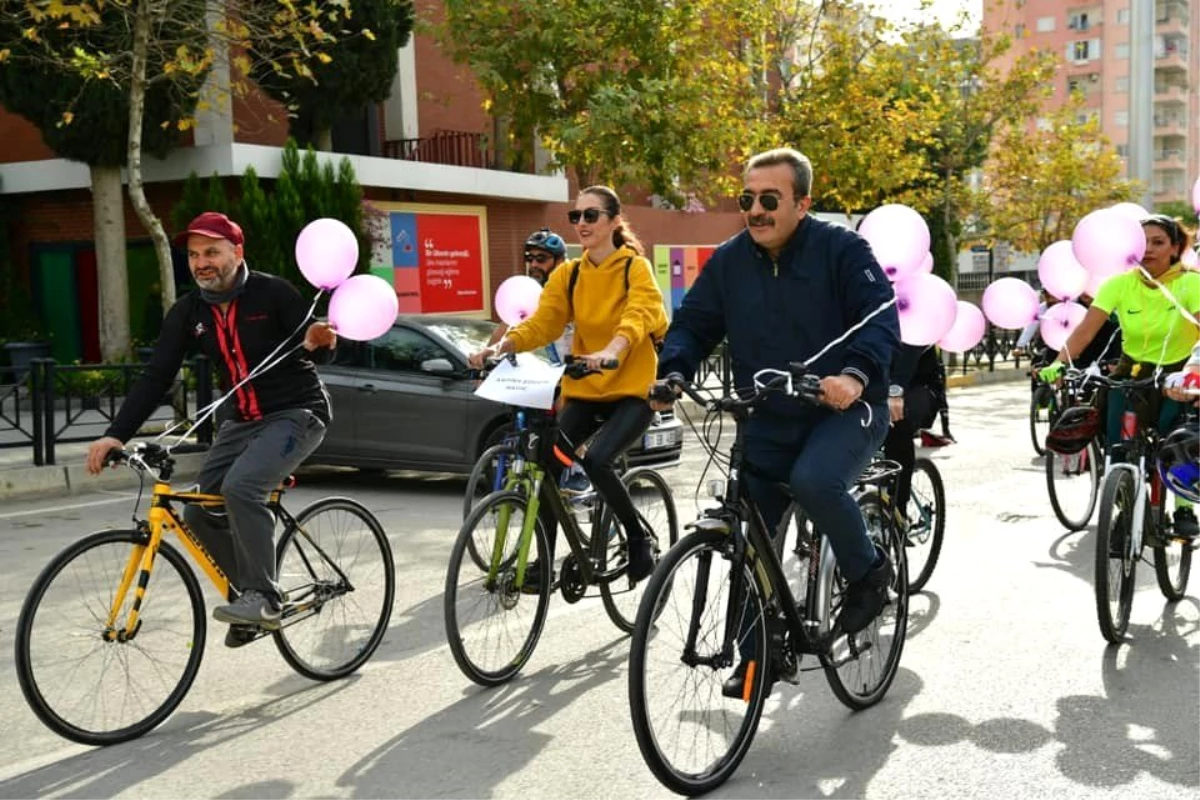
[470, 186, 668, 589]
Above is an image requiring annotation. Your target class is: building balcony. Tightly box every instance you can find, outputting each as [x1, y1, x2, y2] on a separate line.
[1155, 51, 1189, 74]
[1156, 2, 1189, 34]
[382, 130, 495, 170]
[1154, 84, 1187, 103]
[1153, 117, 1187, 137]
[1154, 149, 1187, 169]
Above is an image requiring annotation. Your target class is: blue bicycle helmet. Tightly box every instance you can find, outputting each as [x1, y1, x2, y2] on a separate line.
[525, 228, 567, 259]
[1157, 423, 1199, 503]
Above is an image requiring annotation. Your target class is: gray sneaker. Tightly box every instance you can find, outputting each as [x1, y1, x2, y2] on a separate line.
[213, 589, 282, 630]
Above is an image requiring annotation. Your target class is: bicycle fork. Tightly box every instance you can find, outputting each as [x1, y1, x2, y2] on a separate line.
[104, 520, 166, 642]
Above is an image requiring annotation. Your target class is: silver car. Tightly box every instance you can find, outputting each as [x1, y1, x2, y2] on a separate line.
[308, 316, 683, 473]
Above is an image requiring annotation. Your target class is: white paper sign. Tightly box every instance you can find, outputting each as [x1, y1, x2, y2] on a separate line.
[474, 356, 566, 410]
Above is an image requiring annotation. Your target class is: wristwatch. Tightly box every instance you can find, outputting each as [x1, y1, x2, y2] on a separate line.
[888, 384, 905, 398]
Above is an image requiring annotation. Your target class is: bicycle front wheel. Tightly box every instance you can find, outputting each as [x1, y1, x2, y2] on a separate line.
[1095, 469, 1138, 643]
[445, 490, 551, 686]
[1046, 440, 1101, 531]
[905, 457, 945, 593]
[822, 492, 908, 710]
[1153, 496, 1192, 602]
[273, 497, 396, 680]
[15, 530, 205, 746]
[629, 529, 770, 796]
[1030, 385, 1056, 456]
[599, 467, 680, 633]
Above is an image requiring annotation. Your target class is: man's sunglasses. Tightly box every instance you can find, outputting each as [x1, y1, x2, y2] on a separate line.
[738, 192, 782, 212]
[524, 252, 554, 265]
[567, 208, 610, 224]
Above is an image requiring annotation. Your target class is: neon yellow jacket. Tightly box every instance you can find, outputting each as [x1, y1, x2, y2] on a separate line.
[505, 245, 667, 402]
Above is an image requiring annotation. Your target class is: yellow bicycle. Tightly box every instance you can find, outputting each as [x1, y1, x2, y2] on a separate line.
[14, 441, 395, 746]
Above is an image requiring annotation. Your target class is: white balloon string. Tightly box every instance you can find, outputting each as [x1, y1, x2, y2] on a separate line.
[801, 296, 898, 368]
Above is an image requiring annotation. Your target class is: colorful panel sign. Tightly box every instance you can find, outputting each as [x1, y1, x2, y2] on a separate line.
[654, 245, 717, 316]
[369, 202, 490, 316]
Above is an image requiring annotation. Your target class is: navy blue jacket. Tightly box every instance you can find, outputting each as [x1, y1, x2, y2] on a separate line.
[658, 217, 900, 416]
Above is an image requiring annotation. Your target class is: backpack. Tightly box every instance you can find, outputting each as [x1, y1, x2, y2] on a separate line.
[567, 257, 669, 349]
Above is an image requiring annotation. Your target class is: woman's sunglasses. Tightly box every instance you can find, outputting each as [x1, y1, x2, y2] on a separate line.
[738, 192, 782, 212]
[568, 208, 610, 225]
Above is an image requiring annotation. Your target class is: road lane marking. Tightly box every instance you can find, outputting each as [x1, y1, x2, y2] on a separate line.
[0, 493, 136, 520]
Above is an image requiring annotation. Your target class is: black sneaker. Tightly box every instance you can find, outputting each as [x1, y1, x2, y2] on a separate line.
[1173, 507, 1199, 539]
[720, 659, 777, 699]
[224, 624, 258, 649]
[837, 548, 894, 634]
[626, 538, 654, 582]
[213, 589, 282, 630]
[520, 559, 555, 594]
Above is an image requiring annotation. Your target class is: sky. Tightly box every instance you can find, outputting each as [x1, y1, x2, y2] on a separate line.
[868, 0, 983, 34]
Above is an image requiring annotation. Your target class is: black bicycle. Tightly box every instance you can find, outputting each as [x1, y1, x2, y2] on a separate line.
[628, 367, 908, 795]
[444, 356, 680, 686]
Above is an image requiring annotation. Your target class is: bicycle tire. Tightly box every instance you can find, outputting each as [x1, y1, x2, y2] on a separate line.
[445, 490, 551, 686]
[15, 530, 206, 746]
[1095, 469, 1138, 643]
[1030, 384, 1056, 456]
[599, 467, 680, 633]
[463, 443, 518, 570]
[821, 492, 908, 710]
[628, 529, 771, 796]
[1153, 491, 1192, 601]
[273, 497, 396, 680]
[1046, 440, 1101, 531]
[905, 458, 946, 593]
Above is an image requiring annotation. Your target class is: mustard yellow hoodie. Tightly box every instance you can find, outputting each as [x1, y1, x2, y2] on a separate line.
[504, 245, 667, 402]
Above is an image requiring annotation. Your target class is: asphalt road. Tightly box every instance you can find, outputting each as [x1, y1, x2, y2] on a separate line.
[0, 382, 1195, 799]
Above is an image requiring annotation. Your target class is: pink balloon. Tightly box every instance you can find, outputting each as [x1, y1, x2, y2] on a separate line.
[938, 301, 986, 353]
[1085, 270, 1111, 298]
[1107, 202, 1149, 221]
[982, 277, 1039, 329]
[917, 252, 934, 274]
[858, 204, 931, 282]
[1071, 208, 1145, 277]
[295, 218, 359, 290]
[328, 274, 399, 341]
[1037, 240, 1088, 301]
[494, 275, 543, 326]
[894, 273, 958, 346]
[1038, 301, 1088, 351]
[1183, 247, 1199, 270]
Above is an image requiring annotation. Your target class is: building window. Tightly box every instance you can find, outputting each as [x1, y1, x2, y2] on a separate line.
[1117, 8, 1130, 24]
[1115, 43, 1130, 59]
[1015, 23, 1025, 38]
[1068, 39, 1102, 62]
[1115, 76, 1129, 92]
[1068, 12, 1090, 31]
[1117, 144, 1129, 157]
[1037, 16, 1056, 32]
[1115, 110, 1129, 126]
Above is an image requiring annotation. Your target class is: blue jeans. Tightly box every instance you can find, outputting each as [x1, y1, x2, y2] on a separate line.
[745, 402, 890, 583]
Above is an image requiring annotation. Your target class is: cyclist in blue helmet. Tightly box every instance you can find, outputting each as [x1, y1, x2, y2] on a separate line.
[523, 227, 568, 285]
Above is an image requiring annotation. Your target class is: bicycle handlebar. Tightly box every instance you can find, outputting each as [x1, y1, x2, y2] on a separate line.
[653, 364, 824, 414]
[475, 353, 618, 381]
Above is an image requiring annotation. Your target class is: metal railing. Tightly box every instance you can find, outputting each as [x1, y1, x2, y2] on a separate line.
[0, 357, 214, 465]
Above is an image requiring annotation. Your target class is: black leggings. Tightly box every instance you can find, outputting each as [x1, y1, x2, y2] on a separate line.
[538, 396, 654, 562]
[882, 386, 936, 514]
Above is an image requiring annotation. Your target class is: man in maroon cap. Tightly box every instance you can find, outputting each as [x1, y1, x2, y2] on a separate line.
[86, 211, 337, 645]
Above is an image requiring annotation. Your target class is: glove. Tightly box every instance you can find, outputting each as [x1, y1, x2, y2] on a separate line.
[1038, 362, 1064, 383]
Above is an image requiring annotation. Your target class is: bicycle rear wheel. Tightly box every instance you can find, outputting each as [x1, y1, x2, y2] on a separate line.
[1030, 385, 1056, 456]
[822, 492, 908, 710]
[905, 457, 945, 593]
[273, 497, 395, 680]
[15, 530, 205, 745]
[1153, 494, 1192, 602]
[445, 490, 551, 686]
[599, 467, 680, 633]
[1046, 440, 1101, 531]
[1095, 469, 1138, 643]
[628, 529, 770, 796]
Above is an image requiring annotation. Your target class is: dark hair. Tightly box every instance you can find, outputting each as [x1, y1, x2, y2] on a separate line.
[580, 185, 645, 256]
[1142, 214, 1190, 259]
[745, 148, 813, 198]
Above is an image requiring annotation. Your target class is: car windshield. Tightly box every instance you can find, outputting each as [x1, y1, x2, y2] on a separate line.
[418, 318, 555, 365]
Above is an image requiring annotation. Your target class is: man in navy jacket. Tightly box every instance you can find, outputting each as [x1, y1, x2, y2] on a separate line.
[654, 148, 901, 692]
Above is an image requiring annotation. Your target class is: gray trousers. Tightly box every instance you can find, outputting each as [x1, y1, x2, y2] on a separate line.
[183, 408, 326, 603]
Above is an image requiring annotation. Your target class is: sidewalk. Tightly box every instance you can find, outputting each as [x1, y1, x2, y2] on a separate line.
[0, 441, 207, 503]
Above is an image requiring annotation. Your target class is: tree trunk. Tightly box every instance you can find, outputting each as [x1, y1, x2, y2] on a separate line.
[126, 0, 177, 318]
[941, 166, 957, 284]
[314, 126, 333, 152]
[90, 164, 131, 361]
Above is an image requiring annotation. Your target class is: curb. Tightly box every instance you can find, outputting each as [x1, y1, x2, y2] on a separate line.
[0, 453, 208, 503]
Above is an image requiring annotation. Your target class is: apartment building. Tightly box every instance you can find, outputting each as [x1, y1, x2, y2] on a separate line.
[983, 0, 1198, 207]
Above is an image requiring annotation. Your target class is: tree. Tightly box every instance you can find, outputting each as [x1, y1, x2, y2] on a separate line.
[0, 1, 204, 359]
[438, 0, 772, 204]
[249, 0, 414, 151]
[5, 0, 357, 326]
[970, 96, 1141, 254]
